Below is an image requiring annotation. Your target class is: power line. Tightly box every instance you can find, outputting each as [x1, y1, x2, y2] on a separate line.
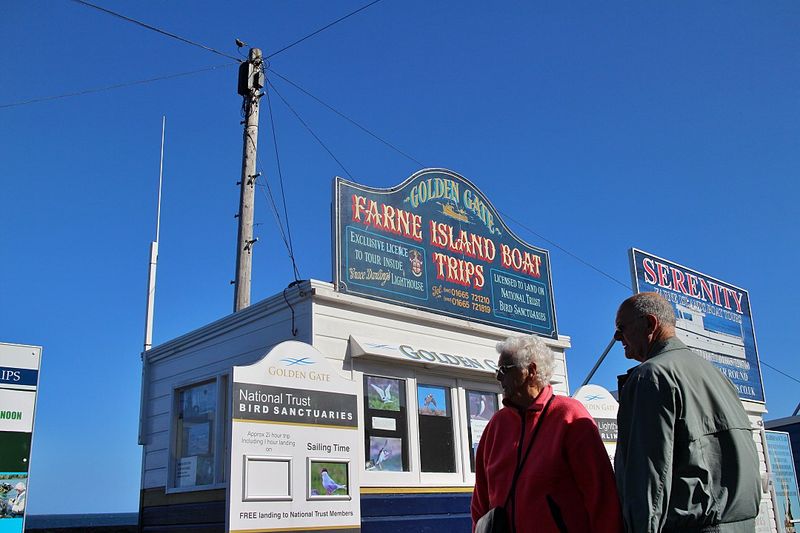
[10, 1, 383, 111]
[499, 211, 633, 292]
[761, 360, 800, 386]
[264, 70, 633, 294]
[268, 68, 427, 168]
[266, 79, 354, 179]
[70, 0, 241, 61]
[0, 63, 237, 110]
[256, 179, 296, 274]
[264, 84, 301, 281]
[266, 0, 384, 59]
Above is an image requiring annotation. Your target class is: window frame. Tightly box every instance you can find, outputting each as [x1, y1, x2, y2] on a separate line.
[166, 373, 229, 494]
[415, 373, 463, 485]
[457, 377, 503, 484]
[359, 363, 417, 486]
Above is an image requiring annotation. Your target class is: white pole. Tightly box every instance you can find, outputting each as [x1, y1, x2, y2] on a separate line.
[140, 116, 165, 446]
[144, 116, 166, 352]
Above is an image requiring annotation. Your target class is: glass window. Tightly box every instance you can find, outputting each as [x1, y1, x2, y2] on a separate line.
[175, 380, 217, 488]
[466, 390, 499, 472]
[417, 384, 455, 473]
[363, 375, 409, 472]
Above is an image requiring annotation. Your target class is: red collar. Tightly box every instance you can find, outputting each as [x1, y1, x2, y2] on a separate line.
[502, 384, 553, 412]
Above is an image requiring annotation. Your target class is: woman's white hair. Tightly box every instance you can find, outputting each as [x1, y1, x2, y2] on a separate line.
[496, 334, 555, 389]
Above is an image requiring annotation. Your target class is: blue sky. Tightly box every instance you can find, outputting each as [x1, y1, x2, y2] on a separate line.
[2, 0, 799, 514]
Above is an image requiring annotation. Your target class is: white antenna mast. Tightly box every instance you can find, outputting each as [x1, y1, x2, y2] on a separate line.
[143, 116, 166, 352]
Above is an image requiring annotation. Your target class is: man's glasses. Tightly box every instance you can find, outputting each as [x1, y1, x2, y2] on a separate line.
[495, 364, 518, 380]
[614, 315, 645, 340]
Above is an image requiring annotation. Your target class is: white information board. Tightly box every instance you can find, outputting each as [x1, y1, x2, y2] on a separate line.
[228, 341, 361, 533]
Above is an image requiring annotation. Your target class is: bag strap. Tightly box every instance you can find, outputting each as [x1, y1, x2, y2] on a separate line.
[504, 394, 555, 527]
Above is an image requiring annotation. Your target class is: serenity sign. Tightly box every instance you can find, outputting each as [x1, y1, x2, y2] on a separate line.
[629, 248, 764, 402]
[334, 169, 557, 337]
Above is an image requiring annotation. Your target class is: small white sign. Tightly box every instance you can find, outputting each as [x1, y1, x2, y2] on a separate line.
[371, 416, 396, 432]
[177, 456, 197, 487]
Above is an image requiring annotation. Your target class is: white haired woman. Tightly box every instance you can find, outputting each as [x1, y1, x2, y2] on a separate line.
[471, 335, 623, 533]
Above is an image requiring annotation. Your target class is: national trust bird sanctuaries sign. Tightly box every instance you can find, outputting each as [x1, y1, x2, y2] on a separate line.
[334, 169, 558, 338]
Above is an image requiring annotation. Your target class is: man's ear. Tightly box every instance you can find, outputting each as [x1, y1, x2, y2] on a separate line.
[645, 314, 658, 334]
[527, 362, 537, 380]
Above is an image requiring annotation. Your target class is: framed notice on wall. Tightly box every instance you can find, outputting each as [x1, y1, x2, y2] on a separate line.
[333, 169, 558, 338]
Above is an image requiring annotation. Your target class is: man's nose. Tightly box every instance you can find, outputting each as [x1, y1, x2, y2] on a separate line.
[613, 329, 623, 341]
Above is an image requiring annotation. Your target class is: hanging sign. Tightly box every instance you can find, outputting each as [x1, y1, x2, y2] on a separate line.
[227, 341, 360, 533]
[766, 431, 800, 533]
[334, 169, 558, 338]
[0, 342, 41, 533]
[629, 248, 764, 402]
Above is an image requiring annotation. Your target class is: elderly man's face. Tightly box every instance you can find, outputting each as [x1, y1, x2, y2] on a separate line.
[614, 305, 651, 362]
[496, 351, 533, 403]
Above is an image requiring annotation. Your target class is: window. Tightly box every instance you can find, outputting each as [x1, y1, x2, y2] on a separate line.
[363, 375, 409, 472]
[417, 383, 455, 473]
[358, 363, 501, 486]
[171, 376, 227, 490]
[466, 390, 499, 472]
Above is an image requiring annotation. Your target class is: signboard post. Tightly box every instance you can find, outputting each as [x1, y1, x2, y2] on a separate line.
[334, 169, 558, 338]
[766, 431, 800, 533]
[628, 248, 764, 402]
[227, 341, 360, 533]
[0, 342, 41, 533]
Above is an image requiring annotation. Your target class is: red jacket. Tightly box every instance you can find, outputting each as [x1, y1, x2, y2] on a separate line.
[471, 386, 623, 533]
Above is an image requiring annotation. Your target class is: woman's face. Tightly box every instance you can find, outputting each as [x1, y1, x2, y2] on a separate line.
[496, 351, 536, 404]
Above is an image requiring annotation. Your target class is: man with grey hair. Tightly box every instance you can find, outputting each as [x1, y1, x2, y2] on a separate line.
[471, 334, 622, 533]
[614, 292, 760, 533]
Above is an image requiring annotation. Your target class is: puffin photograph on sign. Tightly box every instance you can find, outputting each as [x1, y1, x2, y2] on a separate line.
[334, 168, 558, 338]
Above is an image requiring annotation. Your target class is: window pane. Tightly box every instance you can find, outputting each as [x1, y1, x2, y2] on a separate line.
[417, 384, 455, 473]
[466, 390, 498, 472]
[176, 381, 216, 487]
[363, 375, 408, 471]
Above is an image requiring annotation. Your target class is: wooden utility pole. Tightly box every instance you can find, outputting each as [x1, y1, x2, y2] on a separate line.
[234, 48, 264, 312]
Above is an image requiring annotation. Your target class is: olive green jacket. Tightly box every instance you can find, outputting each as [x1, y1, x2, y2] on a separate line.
[615, 337, 761, 533]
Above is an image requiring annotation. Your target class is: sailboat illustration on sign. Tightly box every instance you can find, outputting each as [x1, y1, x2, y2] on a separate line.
[438, 201, 470, 223]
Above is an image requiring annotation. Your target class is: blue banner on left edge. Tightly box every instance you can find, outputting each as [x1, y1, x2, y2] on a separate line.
[0, 368, 38, 388]
[334, 169, 558, 338]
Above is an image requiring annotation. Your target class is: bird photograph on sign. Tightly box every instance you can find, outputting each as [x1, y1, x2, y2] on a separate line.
[308, 462, 349, 498]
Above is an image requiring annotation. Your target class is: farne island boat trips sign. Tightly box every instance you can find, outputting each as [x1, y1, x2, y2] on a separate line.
[334, 168, 558, 338]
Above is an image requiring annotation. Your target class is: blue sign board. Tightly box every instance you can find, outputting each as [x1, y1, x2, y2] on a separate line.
[334, 169, 557, 337]
[766, 431, 800, 532]
[629, 248, 764, 402]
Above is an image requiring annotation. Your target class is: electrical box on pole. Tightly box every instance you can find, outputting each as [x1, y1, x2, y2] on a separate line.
[234, 48, 263, 312]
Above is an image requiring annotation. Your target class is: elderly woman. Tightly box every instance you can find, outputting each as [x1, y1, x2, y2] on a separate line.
[471, 335, 623, 533]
